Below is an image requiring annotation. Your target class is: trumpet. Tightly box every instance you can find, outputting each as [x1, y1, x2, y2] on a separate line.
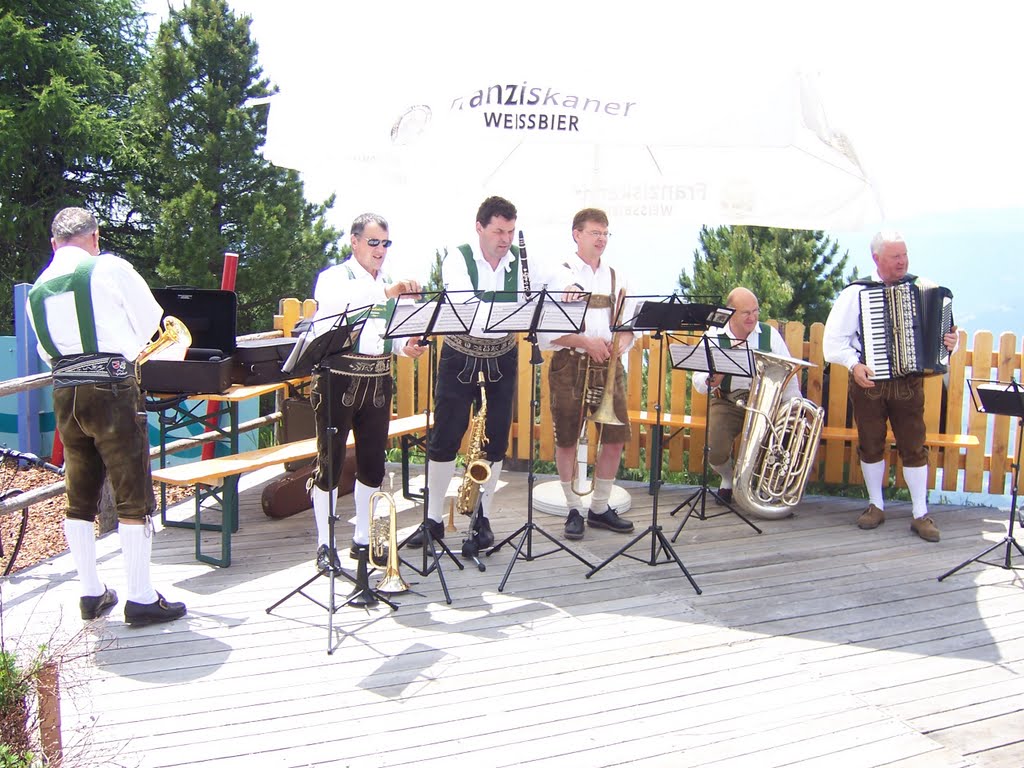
[369, 490, 409, 593]
[571, 289, 626, 496]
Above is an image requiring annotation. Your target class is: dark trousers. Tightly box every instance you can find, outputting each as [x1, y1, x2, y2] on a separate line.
[428, 345, 517, 463]
[849, 373, 928, 466]
[53, 379, 153, 522]
[311, 370, 393, 491]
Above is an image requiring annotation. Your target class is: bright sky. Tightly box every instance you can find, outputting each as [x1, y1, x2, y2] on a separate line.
[142, 0, 1024, 328]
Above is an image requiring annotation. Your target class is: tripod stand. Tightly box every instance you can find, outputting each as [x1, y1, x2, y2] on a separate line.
[585, 296, 715, 590]
[939, 379, 1024, 581]
[483, 288, 593, 591]
[265, 309, 396, 654]
[668, 334, 763, 538]
[387, 290, 481, 604]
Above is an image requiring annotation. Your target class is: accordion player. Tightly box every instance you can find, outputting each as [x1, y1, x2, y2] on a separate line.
[857, 278, 954, 380]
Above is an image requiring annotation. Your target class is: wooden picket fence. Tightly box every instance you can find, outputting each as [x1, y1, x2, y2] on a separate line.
[276, 298, 1022, 495]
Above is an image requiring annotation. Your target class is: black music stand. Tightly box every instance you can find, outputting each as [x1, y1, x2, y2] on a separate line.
[584, 295, 719, 589]
[265, 309, 390, 654]
[668, 334, 763, 538]
[481, 289, 595, 591]
[939, 379, 1024, 581]
[385, 290, 481, 604]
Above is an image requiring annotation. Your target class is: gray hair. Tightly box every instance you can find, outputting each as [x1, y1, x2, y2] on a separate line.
[350, 213, 389, 238]
[870, 230, 905, 256]
[51, 207, 99, 243]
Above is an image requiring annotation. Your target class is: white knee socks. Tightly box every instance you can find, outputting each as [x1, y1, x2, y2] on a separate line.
[711, 459, 734, 490]
[861, 460, 886, 509]
[353, 480, 377, 546]
[311, 485, 338, 549]
[119, 522, 158, 605]
[480, 460, 502, 519]
[427, 459, 455, 523]
[903, 465, 929, 519]
[64, 518, 103, 598]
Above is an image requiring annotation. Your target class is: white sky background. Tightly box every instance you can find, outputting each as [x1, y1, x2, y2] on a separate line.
[142, 0, 1024, 295]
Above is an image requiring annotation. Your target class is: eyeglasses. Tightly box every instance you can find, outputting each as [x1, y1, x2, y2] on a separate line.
[584, 230, 611, 239]
[361, 236, 393, 248]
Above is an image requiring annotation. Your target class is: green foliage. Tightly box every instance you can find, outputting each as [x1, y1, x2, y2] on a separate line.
[0, 650, 32, 761]
[427, 248, 446, 293]
[128, 0, 341, 331]
[0, 744, 36, 768]
[677, 226, 853, 325]
[0, 0, 148, 334]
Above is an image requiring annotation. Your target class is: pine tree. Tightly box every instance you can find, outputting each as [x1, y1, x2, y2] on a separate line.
[0, 0, 147, 333]
[677, 226, 853, 324]
[129, 0, 340, 332]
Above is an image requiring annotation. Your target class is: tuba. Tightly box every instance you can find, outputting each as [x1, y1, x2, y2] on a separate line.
[456, 372, 490, 516]
[369, 490, 409, 593]
[732, 350, 825, 519]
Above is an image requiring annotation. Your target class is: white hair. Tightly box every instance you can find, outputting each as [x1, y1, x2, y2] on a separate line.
[870, 230, 905, 256]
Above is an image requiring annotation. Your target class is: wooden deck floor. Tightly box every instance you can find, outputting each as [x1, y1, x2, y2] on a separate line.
[3, 467, 1024, 768]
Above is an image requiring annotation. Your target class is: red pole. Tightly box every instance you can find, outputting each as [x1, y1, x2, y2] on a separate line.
[201, 253, 240, 460]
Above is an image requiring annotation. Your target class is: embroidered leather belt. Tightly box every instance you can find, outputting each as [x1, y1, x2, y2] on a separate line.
[328, 353, 391, 377]
[587, 294, 614, 310]
[52, 353, 133, 389]
[444, 333, 516, 358]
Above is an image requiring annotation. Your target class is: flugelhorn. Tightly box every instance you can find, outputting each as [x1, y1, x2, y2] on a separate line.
[137, 316, 192, 366]
[571, 289, 627, 496]
[369, 490, 409, 593]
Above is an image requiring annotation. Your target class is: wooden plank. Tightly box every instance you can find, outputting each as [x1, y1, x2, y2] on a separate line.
[988, 332, 1018, 493]
[966, 331, 993, 491]
[825, 363, 850, 484]
[943, 328, 969, 491]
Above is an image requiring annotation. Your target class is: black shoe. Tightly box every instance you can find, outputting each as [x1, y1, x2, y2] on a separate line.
[124, 593, 187, 627]
[80, 586, 117, 621]
[717, 488, 733, 504]
[316, 544, 342, 573]
[351, 542, 389, 564]
[406, 519, 445, 549]
[473, 515, 495, 549]
[587, 507, 634, 533]
[564, 509, 585, 541]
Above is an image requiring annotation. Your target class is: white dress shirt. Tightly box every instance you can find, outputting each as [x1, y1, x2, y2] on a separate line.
[28, 245, 163, 364]
[442, 242, 523, 338]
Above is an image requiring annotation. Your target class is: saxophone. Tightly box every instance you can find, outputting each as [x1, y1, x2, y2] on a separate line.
[456, 372, 491, 516]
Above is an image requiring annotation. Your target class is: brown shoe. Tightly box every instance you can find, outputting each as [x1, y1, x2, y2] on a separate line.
[857, 504, 885, 529]
[911, 516, 941, 542]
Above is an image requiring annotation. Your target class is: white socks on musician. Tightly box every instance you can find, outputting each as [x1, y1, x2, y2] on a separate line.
[119, 522, 158, 605]
[561, 481, 583, 511]
[903, 465, 929, 519]
[427, 460, 455, 523]
[591, 477, 614, 512]
[480, 460, 502, 519]
[311, 485, 338, 548]
[353, 480, 376, 546]
[861, 460, 886, 509]
[711, 459, 734, 490]
[64, 518, 103, 597]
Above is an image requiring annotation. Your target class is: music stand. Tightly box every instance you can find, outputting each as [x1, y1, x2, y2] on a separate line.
[938, 379, 1024, 581]
[481, 289, 595, 591]
[385, 290, 481, 604]
[265, 308, 391, 654]
[668, 334, 764, 537]
[584, 295, 715, 590]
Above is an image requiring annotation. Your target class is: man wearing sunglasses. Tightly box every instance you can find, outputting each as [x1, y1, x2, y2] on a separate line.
[409, 196, 525, 554]
[307, 213, 425, 575]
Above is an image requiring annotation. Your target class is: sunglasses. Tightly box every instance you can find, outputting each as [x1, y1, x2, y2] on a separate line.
[360, 236, 392, 248]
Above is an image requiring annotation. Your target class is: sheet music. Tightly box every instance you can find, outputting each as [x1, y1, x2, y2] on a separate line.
[386, 301, 478, 337]
[434, 303, 477, 333]
[543, 301, 587, 332]
[710, 344, 754, 376]
[488, 299, 536, 333]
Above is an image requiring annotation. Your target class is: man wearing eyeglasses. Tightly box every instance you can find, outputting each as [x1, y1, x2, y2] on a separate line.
[693, 287, 800, 503]
[409, 196, 525, 553]
[539, 208, 639, 540]
[307, 213, 425, 574]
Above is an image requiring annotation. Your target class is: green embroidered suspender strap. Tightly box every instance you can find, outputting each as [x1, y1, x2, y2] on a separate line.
[28, 256, 100, 359]
[343, 262, 396, 354]
[717, 321, 771, 394]
[458, 243, 519, 302]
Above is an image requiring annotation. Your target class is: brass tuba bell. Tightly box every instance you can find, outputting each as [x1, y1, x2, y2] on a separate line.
[137, 316, 192, 366]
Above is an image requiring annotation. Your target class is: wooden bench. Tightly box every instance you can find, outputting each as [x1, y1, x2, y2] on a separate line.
[152, 413, 432, 567]
[627, 408, 979, 491]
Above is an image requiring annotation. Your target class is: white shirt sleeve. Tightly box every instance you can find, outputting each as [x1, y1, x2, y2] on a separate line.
[823, 285, 864, 370]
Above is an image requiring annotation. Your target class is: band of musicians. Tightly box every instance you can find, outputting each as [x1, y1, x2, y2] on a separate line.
[27, 201, 961, 622]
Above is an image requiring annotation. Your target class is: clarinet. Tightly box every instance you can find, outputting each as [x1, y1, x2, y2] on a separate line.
[518, 230, 543, 365]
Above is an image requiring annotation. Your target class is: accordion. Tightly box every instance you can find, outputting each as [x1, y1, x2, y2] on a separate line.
[858, 281, 954, 379]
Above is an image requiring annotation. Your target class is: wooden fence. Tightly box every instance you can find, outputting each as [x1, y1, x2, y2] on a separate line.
[276, 298, 1022, 495]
